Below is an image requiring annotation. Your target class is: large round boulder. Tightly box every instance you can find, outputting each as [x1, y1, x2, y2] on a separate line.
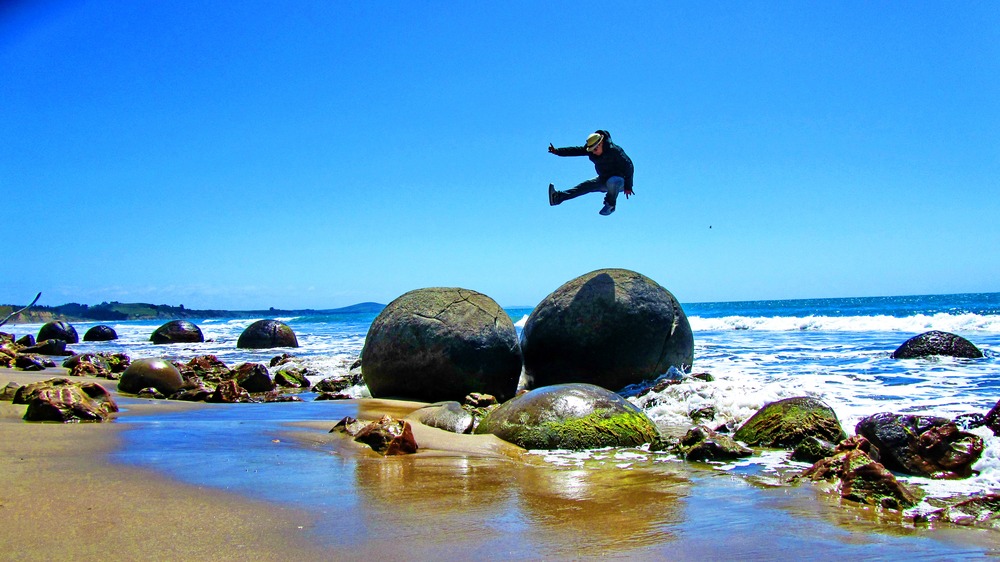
[150, 320, 204, 345]
[83, 325, 118, 342]
[361, 287, 522, 402]
[474, 383, 661, 450]
[118, 358, 184, 395]
[520, 268, 693, 391]
[892, 330, 983, 359]
[237, 319, 299, 349]
[37, 321, 79, 344]
[733, 396, 847, 449]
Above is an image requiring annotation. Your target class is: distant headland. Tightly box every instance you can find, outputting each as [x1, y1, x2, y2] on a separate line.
[0, 301, 386, 324]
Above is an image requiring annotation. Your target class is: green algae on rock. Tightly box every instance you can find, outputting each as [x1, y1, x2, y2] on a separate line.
[474, 383, 661, 450]
[734, 396, 847, 449]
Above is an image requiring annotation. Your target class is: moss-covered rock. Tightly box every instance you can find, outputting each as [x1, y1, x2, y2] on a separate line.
[734, 396, 847, 449]
[474, 383, 660, 450]
[520, 268, 693, 391]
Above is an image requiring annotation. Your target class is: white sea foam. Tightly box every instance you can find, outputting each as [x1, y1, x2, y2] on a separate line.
[690, 312, 1000, 333]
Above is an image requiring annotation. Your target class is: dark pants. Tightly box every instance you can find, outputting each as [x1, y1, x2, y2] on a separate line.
[555, 176, 624, 206]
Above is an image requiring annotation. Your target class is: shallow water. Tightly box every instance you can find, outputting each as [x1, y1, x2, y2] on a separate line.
[111, 399, 999, 558]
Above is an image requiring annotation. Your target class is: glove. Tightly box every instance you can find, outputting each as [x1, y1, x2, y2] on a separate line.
[624, 186, 634, 199]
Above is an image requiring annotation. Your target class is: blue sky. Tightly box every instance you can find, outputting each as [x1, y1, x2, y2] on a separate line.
[2, 1, 998, 310]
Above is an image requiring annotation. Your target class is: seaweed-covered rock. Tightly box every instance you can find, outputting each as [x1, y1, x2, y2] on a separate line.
[919, 494, 1000, 528]
[361, 287, 522, 402]
[150, 320, 204, 345]
[474, 383, 660, 450]
[83, 325, 118, 341]
[237, 319, 299, 349]
[792, 436, 839, 463]
[234, 362, 274, 393]
[62, 353, 112, 378]
[891, 330, 983, 359]
[274, 366, 310, 389]
[802, 435, 919, 509]
[15, 378, 118, 422]
[520, 268, 693, 391]
[37, 321, 79, 344]
[734, 397, 847, 449]
[675, 425, 753, 462]
[183, 355, 232, 382]
[118, 358, 184, 395]
[855, 412, 984, 478]
[334, 415, 418, 455]
[207, 380, 254, 403]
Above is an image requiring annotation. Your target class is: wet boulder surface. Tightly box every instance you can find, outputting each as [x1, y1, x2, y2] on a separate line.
[855, 412, 984, 478]
[150, 320, 204, 345]
[37, 321, 79, 344]
[361, 287, 522, 403]
[891, 330, 983, 359]
[520, 268, 693, 392]
[83, 325, 118, 342]
[118, 358, 185, 395]
[474, 383, 661, 450]
[733, 396, 847, 449]
[14, 377, 118, 422]
[237, 319, 299, 349]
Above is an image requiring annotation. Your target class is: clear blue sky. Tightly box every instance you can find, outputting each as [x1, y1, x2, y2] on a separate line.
[2, 1, 998, 310]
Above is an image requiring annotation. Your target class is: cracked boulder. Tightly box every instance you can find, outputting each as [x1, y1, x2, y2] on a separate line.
[520, 268, 694, 391]
[361, 287, 522, 402]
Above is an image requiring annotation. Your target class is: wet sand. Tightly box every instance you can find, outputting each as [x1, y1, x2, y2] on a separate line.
[0, 368, 327, 561]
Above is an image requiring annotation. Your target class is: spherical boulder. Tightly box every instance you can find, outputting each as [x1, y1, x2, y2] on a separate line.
[37, 321, 79, 344]
[237, 319, 299, 349]
[118, 358, 184, 395]
[361, 287, 522, 402]
[150, 320, 204, 345]
[520, 268, 694, 391]
[892, 330, 983, 359]
[733, 396, 847, 449]
[474, 383, 661, 450]
[83, 325, 118, 342]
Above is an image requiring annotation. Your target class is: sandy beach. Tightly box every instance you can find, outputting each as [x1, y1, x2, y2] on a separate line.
[0, 368, 328, 561]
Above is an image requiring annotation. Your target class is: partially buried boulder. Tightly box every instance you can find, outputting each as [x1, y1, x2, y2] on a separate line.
[83, 325, 118, 342]
[520, 268, 694, 391]
[892, 330, 983, 359]
[14, 378, 118, 422]
[361, 287, 522, 402]
[237, 319, 299, 349]
[37, 321, 79, 344]
[733, 397, 847, 449]
[118, 358, 184, 395]
[855, 412, 984, 478]
[801, 435, 919, 509]
[150, 320, 204, 345]
[474, 383, 661, 450]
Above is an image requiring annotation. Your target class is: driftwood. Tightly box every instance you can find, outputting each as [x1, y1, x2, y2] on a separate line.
[0, 292, 42, 329]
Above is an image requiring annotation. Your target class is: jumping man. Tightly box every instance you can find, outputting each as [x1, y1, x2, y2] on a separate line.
[548, 129, 634, 216]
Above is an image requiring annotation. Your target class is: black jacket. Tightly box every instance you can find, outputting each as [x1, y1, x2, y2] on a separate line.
[552, 130, 634, 190]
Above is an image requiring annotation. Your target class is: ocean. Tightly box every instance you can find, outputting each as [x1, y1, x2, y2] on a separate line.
[10, 292, 1000, 557]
